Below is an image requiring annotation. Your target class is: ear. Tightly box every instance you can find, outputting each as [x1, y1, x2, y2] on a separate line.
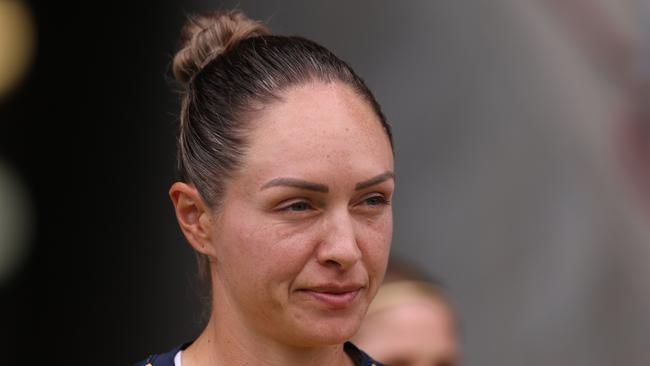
[169, 182, 217, 257]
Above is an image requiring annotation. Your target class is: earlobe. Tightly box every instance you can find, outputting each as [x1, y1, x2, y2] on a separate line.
[169, 182, 216, 256]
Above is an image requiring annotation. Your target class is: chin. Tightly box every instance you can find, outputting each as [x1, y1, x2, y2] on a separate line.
[288, 310, 365, 347]
[278, 290, 372, 347]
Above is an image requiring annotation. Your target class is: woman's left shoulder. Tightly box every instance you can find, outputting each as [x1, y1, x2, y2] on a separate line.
[132, 342, 192, 366]
[344, 342, 386, 366]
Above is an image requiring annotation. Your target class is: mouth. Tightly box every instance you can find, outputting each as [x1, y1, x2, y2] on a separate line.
[296, 284, 365, 310]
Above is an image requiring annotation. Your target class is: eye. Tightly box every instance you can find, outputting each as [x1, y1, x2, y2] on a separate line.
[285, 201, 311, 212]
[276, 199, 315, 213]
[362, 194, 390, 206]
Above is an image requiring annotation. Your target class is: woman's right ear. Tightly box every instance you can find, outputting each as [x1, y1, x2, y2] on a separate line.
[169, 182, 217, 257]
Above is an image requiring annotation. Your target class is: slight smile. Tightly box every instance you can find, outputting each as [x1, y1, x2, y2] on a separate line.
[296, 284, 365, 309]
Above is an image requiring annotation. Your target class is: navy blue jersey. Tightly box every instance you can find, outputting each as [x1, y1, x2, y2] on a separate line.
[134, 341, 385, 366]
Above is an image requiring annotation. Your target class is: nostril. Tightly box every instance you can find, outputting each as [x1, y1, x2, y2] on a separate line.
[325, 259, 341, 267]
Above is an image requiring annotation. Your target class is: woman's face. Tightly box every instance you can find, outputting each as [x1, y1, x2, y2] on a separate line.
[208, 81, 394, 347]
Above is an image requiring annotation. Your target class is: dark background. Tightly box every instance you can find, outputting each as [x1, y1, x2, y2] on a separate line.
[0, 2, 199, 364]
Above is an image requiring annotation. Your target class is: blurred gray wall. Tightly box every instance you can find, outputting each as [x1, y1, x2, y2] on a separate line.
[159, 1, 650, 365]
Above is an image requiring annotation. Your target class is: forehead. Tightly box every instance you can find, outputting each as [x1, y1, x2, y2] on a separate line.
[242, 82, 393, 181]
[366, 301, 458, 354]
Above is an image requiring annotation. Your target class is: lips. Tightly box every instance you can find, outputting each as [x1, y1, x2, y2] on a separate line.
[297, 284, 365, 309]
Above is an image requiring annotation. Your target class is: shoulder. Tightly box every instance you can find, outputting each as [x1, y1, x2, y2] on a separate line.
[132, 342, 192, 366]
[344, 341, 386, 366]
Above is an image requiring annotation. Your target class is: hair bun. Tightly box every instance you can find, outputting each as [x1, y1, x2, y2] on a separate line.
[172, 10, 270, 85]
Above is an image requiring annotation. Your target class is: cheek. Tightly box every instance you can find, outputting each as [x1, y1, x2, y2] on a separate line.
[368, 210, 393, 251]
[218, 212, 320, 285]
[359, 211, 393, 277]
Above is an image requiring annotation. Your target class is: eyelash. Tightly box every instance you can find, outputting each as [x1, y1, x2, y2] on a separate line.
[280, 201, 313, 212]
[277, 194, 390, 213]
[362, 194, 390, 207]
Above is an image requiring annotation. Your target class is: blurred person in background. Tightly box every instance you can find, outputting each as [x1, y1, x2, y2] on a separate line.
[353, 260, 460, 366]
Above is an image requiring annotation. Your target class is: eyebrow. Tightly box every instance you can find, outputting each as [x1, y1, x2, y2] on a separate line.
[261, 178, 329, 192]
[354, 171, 395, 191]
[260, 171, 394, 192]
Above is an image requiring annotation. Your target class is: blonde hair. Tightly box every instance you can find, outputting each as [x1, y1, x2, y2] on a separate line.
[366, 280, 451, 316]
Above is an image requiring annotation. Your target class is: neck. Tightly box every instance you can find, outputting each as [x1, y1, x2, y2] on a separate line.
[182, 306, 354, 366]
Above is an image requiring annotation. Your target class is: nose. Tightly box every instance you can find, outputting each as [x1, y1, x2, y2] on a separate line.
[316, 208, 362, 270]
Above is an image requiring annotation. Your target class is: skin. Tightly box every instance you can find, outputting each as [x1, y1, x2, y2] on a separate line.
[353, 299, 460, 366]
[169, 81, 395, 366]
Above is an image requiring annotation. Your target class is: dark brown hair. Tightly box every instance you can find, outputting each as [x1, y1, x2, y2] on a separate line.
[171, 10, 393, 286]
